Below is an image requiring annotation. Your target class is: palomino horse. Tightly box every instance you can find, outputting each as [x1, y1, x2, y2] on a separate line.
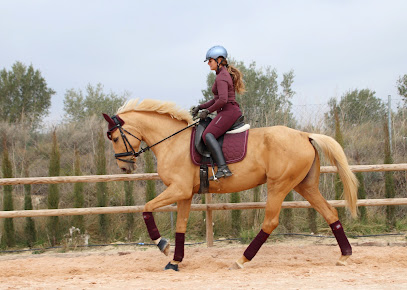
[103, 99, 358, 271]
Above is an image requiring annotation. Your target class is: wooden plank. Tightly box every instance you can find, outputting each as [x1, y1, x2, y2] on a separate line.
[0, 173, 161, 186]
[0, 164, 406, 186]
[320, 163, 407, 173]
[0, 198, 405, 219]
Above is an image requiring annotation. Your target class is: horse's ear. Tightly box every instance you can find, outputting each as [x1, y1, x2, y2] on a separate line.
[102, 113, 115, 126]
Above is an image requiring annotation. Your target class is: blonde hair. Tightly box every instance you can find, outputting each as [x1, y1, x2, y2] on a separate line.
[220, 59, 246, 94]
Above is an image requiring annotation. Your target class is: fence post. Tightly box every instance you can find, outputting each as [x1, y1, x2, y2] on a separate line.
[388, 95, 392, 154]
[205, 193, 214, 247]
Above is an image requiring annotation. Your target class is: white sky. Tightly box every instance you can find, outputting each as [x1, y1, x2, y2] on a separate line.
[1, 0, 406, 121]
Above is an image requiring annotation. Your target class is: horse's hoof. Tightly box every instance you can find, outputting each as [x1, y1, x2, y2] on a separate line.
[157, 238, 170, 256]
[229, 261, 244, 270]
[336, 255, 350, 266]
[164, 262, 179, 271]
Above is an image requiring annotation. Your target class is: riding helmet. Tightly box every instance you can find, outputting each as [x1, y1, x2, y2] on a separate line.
[204, 45, 228, 62]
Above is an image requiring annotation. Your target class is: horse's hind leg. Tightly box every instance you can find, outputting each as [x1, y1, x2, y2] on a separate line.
[294, 154, 352, 266]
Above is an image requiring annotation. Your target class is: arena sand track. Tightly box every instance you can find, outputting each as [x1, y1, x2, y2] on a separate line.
[0, 236, 406, 289]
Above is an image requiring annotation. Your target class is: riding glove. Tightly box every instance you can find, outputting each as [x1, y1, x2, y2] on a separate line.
[198, 109, 210, 120]
[191, 106, 200, 117]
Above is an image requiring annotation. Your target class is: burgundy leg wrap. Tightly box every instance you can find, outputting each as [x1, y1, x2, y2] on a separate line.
[173, 233, 185, 262]
[243, 229, 270, 261]
[330, 220, 352, 256]
[142, 212, 161, 241]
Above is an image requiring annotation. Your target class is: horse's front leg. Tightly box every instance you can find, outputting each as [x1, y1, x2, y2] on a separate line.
[142, 183, 192, 258]
[164, 197, 192, 272]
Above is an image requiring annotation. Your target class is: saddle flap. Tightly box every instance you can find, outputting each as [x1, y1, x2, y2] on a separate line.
[194, 117, 212, 156]
[191, 125, 249, 167]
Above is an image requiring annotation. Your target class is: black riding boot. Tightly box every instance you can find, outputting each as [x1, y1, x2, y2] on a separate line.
[205, 133, 232, 180]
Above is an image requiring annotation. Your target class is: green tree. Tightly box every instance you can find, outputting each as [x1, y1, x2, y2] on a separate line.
[48, 130, 61, 246]
[355, 172, 367, 222]
[250, 186, 261, 228]
[230, 192, 241, 235]
[96, 128, 108, 239]
[397, 74, 407, 106]
[334, 106, 345, 221]
[0, 62, 55, 125]
[72, 148, 85, 232]
[201, 60, 296, 127]
[2, 137, 15, 247]
[23, 167, 36, 247]
[144, 149, 156, 202]
[282, 191, 294, 232]
[308, 208, 318, 234]
[124, 181, 135, 240]
[63, 83, 128, 121]
[325, 89, 386, 130]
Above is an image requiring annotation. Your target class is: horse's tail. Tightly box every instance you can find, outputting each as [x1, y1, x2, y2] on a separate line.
[309, 133, 358, 217]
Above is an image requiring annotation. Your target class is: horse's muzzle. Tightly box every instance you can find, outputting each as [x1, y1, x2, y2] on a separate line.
[119, 161, 135, 174]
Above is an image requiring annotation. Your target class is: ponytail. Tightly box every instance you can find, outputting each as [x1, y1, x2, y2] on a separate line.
[220, 59, 246, 94]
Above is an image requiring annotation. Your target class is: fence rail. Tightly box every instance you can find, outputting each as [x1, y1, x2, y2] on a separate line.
[0, 164, 406, 186]
[0, 198, 406, 219]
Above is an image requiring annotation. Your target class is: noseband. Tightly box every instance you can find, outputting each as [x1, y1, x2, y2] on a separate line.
[107, 116, 149, 164]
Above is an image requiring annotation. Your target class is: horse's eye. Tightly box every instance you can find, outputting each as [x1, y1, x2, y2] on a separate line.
[113, 137, 119, 143]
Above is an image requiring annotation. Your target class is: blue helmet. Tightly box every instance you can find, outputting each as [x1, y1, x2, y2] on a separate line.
[204, 45, 228, 62]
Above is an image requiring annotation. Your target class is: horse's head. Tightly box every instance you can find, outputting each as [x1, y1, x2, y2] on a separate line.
[103, 113, 142, 173]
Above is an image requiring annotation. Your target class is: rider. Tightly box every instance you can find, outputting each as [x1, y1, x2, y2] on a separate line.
[192, 45, 246, 180]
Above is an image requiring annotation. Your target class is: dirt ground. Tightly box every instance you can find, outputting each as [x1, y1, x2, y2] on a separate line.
[0, 235, 406, 289]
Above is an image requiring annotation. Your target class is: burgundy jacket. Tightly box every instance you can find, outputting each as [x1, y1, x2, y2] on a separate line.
[199, 66, 239, 113]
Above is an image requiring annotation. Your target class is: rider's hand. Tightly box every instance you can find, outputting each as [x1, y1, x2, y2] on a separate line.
[191, 106, 200, 117]
[198, 109, 210, 120]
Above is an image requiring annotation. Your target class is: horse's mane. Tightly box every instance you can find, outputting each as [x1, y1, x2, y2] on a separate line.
[116, 98, 193, 124]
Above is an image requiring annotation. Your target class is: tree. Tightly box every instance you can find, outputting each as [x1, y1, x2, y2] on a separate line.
[230, 192, 241, 235]
[96, 128, 108, 238]
[144, 149, 156, 202]
[48, 130, 61, 246]
[72, 148, 85, 232]
[0, 62, 55, 125]
[24, 167, 36, 247]
[63, 83, 128, 121]
[282, 191, 294, 232]
[124, 181, 135, 240]
[201, 60, 296, 127]
[334, 106, 345, 221]
[2, 136, 15, 247]
[356, 172, 367, 222]
[325, 89, 386, 130]
[397, 74, 407, 106]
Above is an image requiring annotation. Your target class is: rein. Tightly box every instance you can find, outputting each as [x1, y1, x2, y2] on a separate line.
[110, 116, 199, 164]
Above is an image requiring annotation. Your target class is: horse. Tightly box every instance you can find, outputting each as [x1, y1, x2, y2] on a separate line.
[103, 99, 358, 271]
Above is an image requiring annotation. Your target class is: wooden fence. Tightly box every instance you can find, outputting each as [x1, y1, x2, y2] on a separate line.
[0, 163, 406, 246]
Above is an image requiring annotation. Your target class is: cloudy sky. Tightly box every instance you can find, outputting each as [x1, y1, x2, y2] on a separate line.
[1, 0, 406, 121]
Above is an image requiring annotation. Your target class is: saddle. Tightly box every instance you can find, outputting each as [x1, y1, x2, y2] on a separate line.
[190, 116, 250, 193]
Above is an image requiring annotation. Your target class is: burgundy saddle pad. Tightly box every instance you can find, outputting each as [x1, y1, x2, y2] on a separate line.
[190, 128, 249, 166]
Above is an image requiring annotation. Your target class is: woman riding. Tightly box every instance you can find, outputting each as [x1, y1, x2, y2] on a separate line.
[192, 45, 246, 180]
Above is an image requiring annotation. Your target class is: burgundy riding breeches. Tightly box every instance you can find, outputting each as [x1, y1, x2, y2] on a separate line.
[202, 103, 242, 144]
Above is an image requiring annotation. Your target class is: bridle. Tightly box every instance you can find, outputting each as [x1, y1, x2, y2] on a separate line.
[107, 115, 148, 163]
[106, 114, 199, 164]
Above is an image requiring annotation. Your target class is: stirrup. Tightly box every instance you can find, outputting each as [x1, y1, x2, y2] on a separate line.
[209, 166, 233, 181]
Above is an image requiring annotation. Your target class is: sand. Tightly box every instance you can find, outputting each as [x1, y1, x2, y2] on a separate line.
[0, 236, 406, 289]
